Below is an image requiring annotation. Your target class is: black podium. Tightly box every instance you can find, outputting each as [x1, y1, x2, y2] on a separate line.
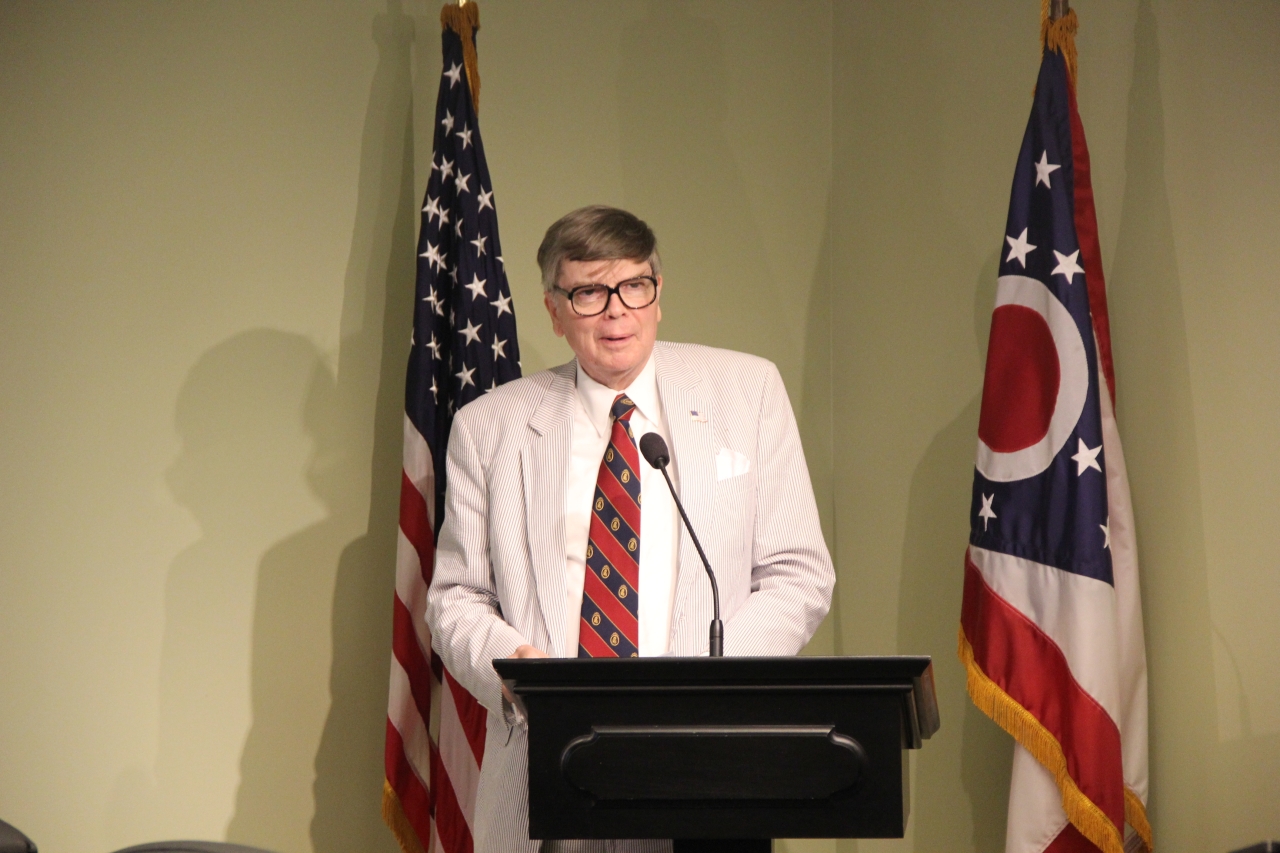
[495, 655, 939, 849]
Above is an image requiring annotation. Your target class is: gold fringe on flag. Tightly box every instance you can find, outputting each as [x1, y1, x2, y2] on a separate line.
[1040, 0, 1079, 86]
[441, 1, 482, 114]
[1126, 788, 1154, 853]
[959, 627, 1129, 853]
[382, 778, 430, 853]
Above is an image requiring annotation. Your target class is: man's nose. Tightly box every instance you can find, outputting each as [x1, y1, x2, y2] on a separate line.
[602, 289, 629, 317]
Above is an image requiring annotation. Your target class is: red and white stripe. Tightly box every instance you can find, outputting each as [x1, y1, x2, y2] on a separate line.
[962, 542, 1126, 852]
[385, 415, 488, 853]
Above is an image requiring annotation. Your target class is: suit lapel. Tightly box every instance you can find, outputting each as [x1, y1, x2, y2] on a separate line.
[654, 344, 715, 631]
[521, 362, 576, 657]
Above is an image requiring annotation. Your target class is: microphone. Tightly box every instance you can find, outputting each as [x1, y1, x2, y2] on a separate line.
[638, 432, 724, 657]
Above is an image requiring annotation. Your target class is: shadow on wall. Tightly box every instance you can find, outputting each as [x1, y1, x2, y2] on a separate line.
[304, 0, 417, 848]
[798, 193, 838, 658]
[1106, 0, 1218, 847]
[895, 251, 1012, 853]
[225, 1, 417, 852]
[104, 330, 332, 846]
[223, 341, 361, 853]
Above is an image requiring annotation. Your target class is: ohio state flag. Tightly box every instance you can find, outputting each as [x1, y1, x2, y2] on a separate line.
[958, 13, 1152, 853]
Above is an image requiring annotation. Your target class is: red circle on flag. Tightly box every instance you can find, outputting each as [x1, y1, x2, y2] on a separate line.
[978, 304, 1060, 453]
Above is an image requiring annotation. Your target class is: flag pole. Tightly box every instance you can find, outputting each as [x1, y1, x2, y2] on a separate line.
[1050, 0, 1069, 21]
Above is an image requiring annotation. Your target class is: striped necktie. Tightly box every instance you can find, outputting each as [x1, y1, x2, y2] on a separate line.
[578, 394, 641, 658]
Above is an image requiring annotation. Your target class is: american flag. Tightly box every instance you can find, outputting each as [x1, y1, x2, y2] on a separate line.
[383, 5, 519, 853]
[959, 14, 1151, 853]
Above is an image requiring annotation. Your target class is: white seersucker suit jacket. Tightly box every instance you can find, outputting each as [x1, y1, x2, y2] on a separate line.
[425, 341, 835, 853]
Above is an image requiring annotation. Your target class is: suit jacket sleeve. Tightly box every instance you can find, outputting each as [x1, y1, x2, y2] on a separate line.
[425, 412, 529, 719]
[723, 362, 835, 655]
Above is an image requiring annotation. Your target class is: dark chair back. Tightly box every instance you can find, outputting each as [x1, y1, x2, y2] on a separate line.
[0, 820, 36, 853]
[110, 844, 277, 853]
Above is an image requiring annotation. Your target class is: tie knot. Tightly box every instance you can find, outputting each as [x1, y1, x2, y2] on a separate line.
[610, 394, 637, 422]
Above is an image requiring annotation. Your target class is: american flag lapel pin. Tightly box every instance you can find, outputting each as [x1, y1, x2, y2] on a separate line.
[690, 409, 708, 423]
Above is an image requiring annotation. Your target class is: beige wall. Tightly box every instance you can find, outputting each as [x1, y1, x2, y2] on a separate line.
[0, 2, 1275, 852]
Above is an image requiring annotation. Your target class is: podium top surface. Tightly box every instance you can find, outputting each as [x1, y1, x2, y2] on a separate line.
[496, 655, 939, 746]
[495, 655, 931, 688]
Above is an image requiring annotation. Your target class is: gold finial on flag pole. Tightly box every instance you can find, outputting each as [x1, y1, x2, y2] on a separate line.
[440, 1, 481, 113]
[1040, 0, 1078, 86]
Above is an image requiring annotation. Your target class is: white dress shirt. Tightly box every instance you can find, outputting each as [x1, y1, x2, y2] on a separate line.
[563, 354, 680, 656]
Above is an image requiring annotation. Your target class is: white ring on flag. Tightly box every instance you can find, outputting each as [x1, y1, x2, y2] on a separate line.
[977, 275, 1088, 483]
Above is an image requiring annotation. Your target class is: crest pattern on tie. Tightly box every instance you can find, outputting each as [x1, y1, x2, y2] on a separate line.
[579, 394, 642, 658]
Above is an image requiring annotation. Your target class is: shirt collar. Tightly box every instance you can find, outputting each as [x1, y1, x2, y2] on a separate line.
[576, 351, 661, 438]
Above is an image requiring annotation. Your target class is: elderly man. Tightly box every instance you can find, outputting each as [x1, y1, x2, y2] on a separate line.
[426, 205, 834, 853]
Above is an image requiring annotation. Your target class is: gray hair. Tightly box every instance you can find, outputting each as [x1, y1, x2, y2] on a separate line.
[536, 205, 662, 292]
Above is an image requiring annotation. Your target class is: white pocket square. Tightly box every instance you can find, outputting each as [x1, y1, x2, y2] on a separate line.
[715, 447, 751, 481]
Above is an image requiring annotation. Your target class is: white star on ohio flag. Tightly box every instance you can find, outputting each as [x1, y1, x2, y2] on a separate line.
[1034, 150, 1061, 188]
[1005, 228, 1036, 267]
[1071, 438, 1102, 475]
[443, 62, 463, 88]
[1100, 519, 1111, 550]
[1053, 249, 1084, 284]
[979, 493, 997, 531]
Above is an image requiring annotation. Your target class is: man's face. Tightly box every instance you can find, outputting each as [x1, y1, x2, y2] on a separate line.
[543, 257, 662, 390]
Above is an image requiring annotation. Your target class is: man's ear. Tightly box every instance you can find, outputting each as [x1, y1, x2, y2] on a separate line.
[544, 291, 566, 338]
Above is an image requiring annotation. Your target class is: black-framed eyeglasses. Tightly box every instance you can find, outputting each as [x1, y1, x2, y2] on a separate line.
[553, 276, 659, 316]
